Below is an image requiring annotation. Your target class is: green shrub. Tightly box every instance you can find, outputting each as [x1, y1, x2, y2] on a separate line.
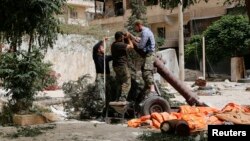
[185, 15, 250, 65]
[0, 49, 55, 113]
[62, 74, 120, 119]
[155, 36, 166, 50]
[184, 35, 202, 61]
[204, 15, 250, 64]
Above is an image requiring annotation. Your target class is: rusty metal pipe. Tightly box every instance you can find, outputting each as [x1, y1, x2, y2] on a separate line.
[154, 57, 206, 106]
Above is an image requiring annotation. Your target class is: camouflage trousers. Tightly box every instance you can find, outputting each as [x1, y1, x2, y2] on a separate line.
[113, 65, 131, 98]
[94, 74, 112, 113]
[95, 74, 105, 102]
[141, 53, 155, 88]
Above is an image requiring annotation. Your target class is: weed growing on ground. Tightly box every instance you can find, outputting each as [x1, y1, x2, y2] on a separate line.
[5, 124, 56, 138]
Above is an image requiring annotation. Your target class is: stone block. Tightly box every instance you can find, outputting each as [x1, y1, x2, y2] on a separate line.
[13, 113, 59, 126]
[155, 49, 179, 84]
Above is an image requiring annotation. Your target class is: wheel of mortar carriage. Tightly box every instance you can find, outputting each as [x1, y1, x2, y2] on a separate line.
[139, 95, 171, 116]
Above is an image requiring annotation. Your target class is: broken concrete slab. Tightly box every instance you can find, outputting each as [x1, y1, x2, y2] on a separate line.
[154, 49, 179, 83]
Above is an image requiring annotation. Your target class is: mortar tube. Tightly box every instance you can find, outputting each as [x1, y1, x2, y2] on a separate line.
[154, 58, 207, 106]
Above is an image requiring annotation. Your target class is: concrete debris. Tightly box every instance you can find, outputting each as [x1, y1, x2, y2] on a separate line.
[190, 80, 249, 96]
[222, 82, 236, 88]
[197, 87, 221, 96]
[198, 85, 213, 90]
[90, 120, 105, 124]
[221, 80, 247, 89]
[223, 83, 246, 90]
[191, 86, 199, 92]
[50, 105, 67, 119]
[224, 79, 231, 83]
[212, 84, 225, 91]
[190, 78, 221, 96]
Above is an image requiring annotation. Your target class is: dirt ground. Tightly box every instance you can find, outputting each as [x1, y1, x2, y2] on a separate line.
[0, 81, 250, 141]
[0, 120, 149, 141]
[172, 81, 250, 109]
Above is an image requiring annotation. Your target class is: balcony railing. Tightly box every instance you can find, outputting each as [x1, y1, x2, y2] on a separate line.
[67, 0, 94, 7]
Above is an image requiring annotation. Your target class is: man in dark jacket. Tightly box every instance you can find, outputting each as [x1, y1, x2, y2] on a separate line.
[93, 40, 112, 78]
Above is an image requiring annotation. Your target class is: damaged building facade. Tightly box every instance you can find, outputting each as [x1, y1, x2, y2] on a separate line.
[58, 0, 96, 26]
[90, 0, 235, 48]
[59, 0, 237, 48]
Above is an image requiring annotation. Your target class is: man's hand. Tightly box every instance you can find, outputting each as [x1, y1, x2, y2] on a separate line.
[103, 37, 109, 41]
[134, 37, 141, 42]
[123, 32, 131, 39]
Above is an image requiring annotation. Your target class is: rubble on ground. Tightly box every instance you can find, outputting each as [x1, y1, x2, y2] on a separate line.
[188, 78, 249, 96]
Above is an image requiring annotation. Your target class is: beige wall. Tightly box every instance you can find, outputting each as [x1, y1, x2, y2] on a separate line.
[76, 6, 87, 20]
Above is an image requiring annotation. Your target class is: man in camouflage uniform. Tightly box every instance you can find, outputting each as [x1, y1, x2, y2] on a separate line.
[93, 39, 112, 116]
[111, 31, 134, 102]
[134, 20, 156, 95]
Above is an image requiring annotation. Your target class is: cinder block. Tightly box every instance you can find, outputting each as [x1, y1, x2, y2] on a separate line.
[13, 113, 59, 126]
